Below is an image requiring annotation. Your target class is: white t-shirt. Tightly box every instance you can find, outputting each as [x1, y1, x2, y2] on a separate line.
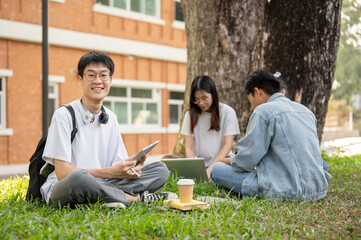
[181, 103, 240, 167]
[40, 99, 128, 203]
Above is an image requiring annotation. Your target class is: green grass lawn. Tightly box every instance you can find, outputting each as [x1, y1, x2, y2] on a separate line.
[1, 153, 360, 239]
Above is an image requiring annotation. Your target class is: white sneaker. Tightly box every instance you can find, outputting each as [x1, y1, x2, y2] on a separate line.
[101, 202, 126, 209]
[141, 191, 178, 204]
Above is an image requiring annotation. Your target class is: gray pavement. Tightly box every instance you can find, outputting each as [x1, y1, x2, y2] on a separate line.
[321, 137, 361, 156]
[0, 163, 28, 180]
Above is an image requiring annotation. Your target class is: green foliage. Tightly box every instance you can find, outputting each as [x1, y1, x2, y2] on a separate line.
[333, 0, 361, 102]
[1, 155, 361, 239]
[340, 0, 361, 43]
[334, 44, 361, 101]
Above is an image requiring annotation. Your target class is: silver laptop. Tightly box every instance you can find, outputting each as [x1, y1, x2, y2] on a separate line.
[161, 158, 208, 181]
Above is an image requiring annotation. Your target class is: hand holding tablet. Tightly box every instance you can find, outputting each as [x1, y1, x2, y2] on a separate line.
[132, 140, 160, 163]
[129, 140, 160, 177]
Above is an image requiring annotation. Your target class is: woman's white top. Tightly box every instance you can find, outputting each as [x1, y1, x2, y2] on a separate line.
[181, 103, 240, 167]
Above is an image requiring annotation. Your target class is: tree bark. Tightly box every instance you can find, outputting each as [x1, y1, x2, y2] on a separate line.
[173, 0, 342, 155]
[173, 0, 266, 156]
[264, 0, 342, 141]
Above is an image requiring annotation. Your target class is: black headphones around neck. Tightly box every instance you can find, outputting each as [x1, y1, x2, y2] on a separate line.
[99, 106, 109, 124]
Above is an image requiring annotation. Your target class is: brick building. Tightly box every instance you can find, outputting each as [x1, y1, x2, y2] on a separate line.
[0, 0, 187, 166]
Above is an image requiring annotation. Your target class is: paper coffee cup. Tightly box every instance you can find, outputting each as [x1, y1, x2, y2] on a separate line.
[177, 179, 195, 203]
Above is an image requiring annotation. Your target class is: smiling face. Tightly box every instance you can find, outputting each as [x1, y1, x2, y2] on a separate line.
[79, 63, 112, 108]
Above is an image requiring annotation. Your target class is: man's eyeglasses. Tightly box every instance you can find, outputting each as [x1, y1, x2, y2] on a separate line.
[193, 96, 209, 104]
[83, 71, 111, 82]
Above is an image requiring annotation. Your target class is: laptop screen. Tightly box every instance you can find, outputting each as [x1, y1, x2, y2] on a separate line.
[161, 158, 208, 181]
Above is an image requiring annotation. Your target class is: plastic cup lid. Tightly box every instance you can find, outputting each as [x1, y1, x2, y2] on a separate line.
[177, 179, 195, 185]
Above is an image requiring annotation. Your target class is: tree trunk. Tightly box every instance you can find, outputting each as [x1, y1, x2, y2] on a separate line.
[173, 0, 266, 156]
[264, 0, 342, 141]
[173, 0, 341, 155]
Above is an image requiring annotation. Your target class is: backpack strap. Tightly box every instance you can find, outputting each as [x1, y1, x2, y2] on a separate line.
[64, 104, 78, 142]
[35, 104, 78, 187]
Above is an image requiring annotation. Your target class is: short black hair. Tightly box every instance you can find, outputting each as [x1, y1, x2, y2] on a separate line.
[245, 69, 281, 96]
[77, 51, 115, 77]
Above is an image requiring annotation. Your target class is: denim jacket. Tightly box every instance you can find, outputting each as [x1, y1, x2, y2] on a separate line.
[230, 93, 331, 201]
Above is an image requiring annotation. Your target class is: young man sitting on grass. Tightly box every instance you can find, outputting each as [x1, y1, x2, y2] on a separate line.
[41, 51, 177, 208]
[210, 69, 331, 201]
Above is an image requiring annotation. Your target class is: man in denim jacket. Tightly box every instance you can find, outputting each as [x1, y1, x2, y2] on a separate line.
[210, 70, 331, 201]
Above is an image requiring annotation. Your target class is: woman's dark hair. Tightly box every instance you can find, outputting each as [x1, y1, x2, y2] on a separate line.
[189, 75, 220, 133]
[78, 51, 115, 77]
[245, 69, 280, 96]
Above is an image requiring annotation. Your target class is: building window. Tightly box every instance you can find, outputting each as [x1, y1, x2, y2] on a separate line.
[0, 77, 5, 129]
[0, 69, 13, 135]
[174, 0, 183, 22]
[172, 0, 185, 29]
[46, 75, 64, 127]
[48, 83, 59, 127]
[96, 0, 159, 17]
[104, 86, 161, 127]
[169, 91, 184, 125]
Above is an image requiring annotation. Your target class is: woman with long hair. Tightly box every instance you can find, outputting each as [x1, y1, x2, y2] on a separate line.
[181, 75, 240, 181]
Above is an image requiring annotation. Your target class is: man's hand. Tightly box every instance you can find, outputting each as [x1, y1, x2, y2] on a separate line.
[111, 158, 140, 179]
[135, 155, 146, 167]
[54, 155, 148, 181]
[206, 157, 231, 183]
[130, 155, 147, 177]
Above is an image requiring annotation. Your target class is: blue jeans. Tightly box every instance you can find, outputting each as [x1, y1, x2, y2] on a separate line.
[323, 161, 328, 172]
[210, 161, 329, 194]
[210, 162, 249, 193]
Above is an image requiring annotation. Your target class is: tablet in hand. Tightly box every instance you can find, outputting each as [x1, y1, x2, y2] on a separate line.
[132, 140, 159, 163]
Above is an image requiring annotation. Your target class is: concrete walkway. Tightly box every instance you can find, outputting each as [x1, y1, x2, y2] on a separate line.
[321, 137, 361, 156]
[0, 164, 28, 180]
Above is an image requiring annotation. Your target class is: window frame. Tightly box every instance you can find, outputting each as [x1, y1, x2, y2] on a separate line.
[48, 82, 59, 108]
[93, 0, 165, 25]
[104, 79, 166, 134]
[47, 82, 60, 127]
[0, 77, 6, 129]
[172, 0, 185, 29]
[0, 69, 13, 136]
[167, 83, 185, 133]
[168, 91, 184, 125]
[46, 75, 64, 127]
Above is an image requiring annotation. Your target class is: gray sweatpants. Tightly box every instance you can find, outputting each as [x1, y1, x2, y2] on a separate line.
[49, 161, 169, 207]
